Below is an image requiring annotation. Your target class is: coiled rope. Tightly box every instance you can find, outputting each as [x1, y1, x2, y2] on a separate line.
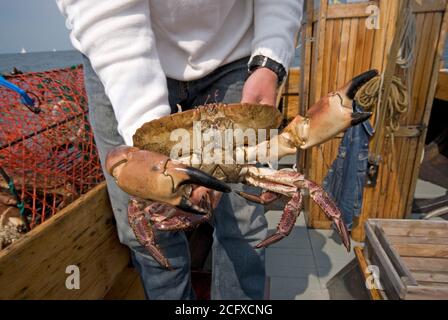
[355, 75, 409, 133]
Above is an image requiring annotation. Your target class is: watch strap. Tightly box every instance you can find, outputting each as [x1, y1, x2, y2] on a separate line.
[248, 55, 287, 84]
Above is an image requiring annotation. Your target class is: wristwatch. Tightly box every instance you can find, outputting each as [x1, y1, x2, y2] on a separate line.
[248, 55, 287, 85]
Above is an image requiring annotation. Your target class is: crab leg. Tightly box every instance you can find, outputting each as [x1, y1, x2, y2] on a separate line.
[242, 167, 351, 252]
[255, 192, 303, 248]
[128, 197, 172, 269]
[236, 190, 280, 205]
[127, 207, 210, 270]
[127, 186, 222, 268]
[302, 180, 351, 252]
[154, 213, 211, 231]
[153, 186, 222, 231]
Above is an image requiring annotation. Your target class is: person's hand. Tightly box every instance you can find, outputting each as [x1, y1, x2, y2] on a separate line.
[241, 67, 278, 106]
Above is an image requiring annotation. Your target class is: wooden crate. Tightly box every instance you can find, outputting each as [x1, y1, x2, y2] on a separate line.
[363, 219, 448, 300]
[0, 182, 144, 300]
[298, 0, 448, 237]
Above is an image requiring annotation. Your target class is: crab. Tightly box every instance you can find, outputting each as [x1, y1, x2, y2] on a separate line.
[106, 70, 378, 268]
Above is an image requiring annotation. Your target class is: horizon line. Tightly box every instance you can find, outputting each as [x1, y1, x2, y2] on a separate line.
[0, 48, 77, 55]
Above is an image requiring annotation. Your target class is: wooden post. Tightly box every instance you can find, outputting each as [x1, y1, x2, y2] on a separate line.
[299, 0, 314, 114]
[352, 0, 412, 242]
[313, 0, 329, 104]
[303, 0, 329, 228]
[297, 0, 314, 175]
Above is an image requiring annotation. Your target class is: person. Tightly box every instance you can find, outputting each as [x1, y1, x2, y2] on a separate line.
[56, 0, 302, 300]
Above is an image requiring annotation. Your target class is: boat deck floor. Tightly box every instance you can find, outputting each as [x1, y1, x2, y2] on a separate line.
[265, 210, 357, 300]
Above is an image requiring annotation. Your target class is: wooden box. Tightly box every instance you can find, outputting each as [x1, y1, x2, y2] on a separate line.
[363, 219, 448, 300]
[0, 183, 144, 299]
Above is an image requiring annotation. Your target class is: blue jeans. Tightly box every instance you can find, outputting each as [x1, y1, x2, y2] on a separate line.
[82, 56, 267, 300]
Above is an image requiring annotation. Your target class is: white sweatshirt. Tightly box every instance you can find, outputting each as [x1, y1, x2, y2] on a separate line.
[56, 0, 302, 145]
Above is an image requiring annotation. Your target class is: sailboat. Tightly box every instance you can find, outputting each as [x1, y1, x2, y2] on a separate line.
[20, 47, 27, 54]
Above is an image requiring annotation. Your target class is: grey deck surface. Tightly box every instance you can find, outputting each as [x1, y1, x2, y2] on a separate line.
[265, 210, 356, 300]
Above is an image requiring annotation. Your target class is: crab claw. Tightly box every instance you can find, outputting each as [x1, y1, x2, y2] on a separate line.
[105, 146, 230, 211]
[280, 70, 377, 151]
[338, 69, 379, 107]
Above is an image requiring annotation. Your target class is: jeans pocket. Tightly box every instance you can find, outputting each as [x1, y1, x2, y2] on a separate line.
[357, 151, 369, 173]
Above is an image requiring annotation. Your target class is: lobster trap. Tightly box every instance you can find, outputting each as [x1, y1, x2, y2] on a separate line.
[0, 66, 104, 229]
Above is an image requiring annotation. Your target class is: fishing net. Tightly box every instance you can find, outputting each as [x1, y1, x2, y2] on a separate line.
[0, 66, 104, 229]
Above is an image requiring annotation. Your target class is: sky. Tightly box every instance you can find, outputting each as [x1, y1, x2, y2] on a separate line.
[0, 0, 74, 54]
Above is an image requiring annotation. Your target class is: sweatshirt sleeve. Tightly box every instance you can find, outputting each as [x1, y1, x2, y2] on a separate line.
[251, 0, 303, 70]
[56, 0, 171, 146]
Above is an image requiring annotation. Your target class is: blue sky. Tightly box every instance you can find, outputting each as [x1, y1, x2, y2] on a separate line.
[0, 0, 73, 54]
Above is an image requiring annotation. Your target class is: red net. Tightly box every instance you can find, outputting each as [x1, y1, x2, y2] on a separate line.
[0, 66, 104, 228]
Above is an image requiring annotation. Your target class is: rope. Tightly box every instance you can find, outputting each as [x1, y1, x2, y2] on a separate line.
[396, 5, 416, 117]
[0, 75, 41, 114]
[355, 75, 409, 133]
[396, 6, 417, 70]
[355, 74, 409, 173]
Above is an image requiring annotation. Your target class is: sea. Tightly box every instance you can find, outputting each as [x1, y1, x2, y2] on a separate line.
[0, 50, 83, 75]
[0, 44, 446, 75]
[0, 49, 300, 75]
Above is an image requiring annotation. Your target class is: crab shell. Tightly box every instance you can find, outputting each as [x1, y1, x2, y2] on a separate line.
[133, 103, 283, 180]
[133, 103, 282, 155]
